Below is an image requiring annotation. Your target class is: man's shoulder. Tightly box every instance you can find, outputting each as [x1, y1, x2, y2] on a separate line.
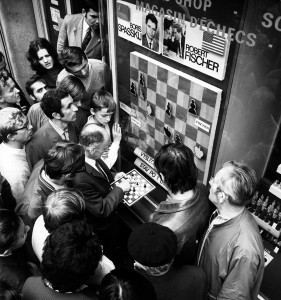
[63, 13, 83, 23]
[57, 69, 72, 84]
[88, 59, 107, 68]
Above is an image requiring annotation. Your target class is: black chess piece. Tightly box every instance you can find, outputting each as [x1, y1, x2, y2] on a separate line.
[130, 82, 136, 95]
[164, 126, 172, 138]
[166, 102, 172, 117]
[189, 99, 197, 116]
[140, 73, 145, 86]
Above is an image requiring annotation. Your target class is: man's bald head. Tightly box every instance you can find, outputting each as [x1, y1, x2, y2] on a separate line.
[79, 123, 109, 159]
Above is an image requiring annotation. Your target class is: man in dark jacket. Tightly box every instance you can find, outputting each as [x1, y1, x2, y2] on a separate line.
[150, 143, 213, 264]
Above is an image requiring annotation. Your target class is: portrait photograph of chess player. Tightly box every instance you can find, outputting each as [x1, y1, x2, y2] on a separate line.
[142, 13, 160, 52]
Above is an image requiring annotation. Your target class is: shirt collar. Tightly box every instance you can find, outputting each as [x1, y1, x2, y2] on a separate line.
[49, 119, 66, 139]
[85, 156, 97, 169]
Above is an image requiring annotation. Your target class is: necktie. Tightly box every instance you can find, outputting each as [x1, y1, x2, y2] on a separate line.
[82, 27, 92, 51]
[96, 161, 109, 181]
[149, 42, 152, 49]
[62, 129, 68, 140]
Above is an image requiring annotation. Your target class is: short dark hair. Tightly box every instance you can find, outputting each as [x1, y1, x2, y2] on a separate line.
[40, 89, 69, 119]
[26, 38, 61, 75]
[145, 13, 158, 29]
[57, 75, 86, 103]
[99, 268, 157, 300]
[43, 188, 85, 233]
[164, 17, 173, 31]
[0, 209, 21, 254]
[82, 0, 99, 12]
[58, 47, 87, 69]
[42, 220, 103, 293]
[43, 142, 85, 180]
[90, 90, 116, 113]
[154, 143, 198, 193]
[25, 74, 47, 96]
[79, 124, 105, 148]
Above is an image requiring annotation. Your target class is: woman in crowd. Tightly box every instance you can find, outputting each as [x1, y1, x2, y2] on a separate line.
[26, 38, 62, 88]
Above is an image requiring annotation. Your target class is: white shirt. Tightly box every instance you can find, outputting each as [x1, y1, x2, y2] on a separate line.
[82, 18, 90, 41]
[0, 143, 30, 201]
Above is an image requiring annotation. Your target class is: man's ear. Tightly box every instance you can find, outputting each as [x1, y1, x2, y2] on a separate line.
[90, 108, 95, 116]
[7, 133, 15, 141]
[218, 191, 226, 204]
[52, 112, 61, 120]
[82, 8, 86, 16]
[0, 96, 5, 103]
[30, 94, 36, 102]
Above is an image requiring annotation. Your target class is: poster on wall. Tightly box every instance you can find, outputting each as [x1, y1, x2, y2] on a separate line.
[117, 1, 162, 54]
[117, 0, 231, 81]
[120, 51, 222, 183]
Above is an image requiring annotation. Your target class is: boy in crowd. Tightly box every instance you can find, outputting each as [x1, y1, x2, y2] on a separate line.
[25, 75, 49, 133]
[87, 90, 121, 169]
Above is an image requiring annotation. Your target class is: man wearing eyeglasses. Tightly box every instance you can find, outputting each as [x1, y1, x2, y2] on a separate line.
[57, 46, 111, 103]
[197, 161, 264, 300]
[0, 107, 33, 202]
[57, 0, 102, 60]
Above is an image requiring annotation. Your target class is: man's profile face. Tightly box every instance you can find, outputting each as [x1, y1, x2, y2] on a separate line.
[1, 77, 20, 104]
[30, 81, 48, 102]
[92, 133, 110, 160]
[146, 19, 157, 40]
[11, 116, 33, 144]
[60, 95, 78, 123]
[83, 8, 99, 28]
[67, 58, 90, 79]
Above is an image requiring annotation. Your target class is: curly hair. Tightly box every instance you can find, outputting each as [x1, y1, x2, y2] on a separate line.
[26, 38, 61, 75]
[42, 220, 102, 293]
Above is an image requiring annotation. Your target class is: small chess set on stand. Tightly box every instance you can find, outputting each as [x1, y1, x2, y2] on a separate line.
[112, 169, 155, 206]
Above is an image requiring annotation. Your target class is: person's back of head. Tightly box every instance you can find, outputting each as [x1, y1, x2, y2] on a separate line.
[43, 141, 85, 180]
[216, 161, 257, 207]
[79, 123, 107, 149]
[128, 222, 177, 276]
[58, 47, 87, 69]
[99, 268, 156, 300]
[154, 143, 198, 194]
[57, 75, 86, 104]
[43, 188, 86, 233]
[90, 90, 116, 113]
[0, 279, 21, 300]
[42, 220, 102, 293]
[0, 209, 29, 255]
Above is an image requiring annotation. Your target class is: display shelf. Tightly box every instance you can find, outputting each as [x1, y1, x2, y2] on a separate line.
[269, 184, 281, 200]
[252, 214, 280, 238]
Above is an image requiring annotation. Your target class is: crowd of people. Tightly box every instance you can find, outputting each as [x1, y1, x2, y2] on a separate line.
[0, 1, 265, 299]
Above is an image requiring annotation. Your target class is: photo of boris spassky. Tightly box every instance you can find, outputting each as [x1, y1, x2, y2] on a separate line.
[142, 12, 160, 52]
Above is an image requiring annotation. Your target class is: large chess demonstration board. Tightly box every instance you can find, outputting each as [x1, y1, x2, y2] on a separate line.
[121, 52, 222, 183]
